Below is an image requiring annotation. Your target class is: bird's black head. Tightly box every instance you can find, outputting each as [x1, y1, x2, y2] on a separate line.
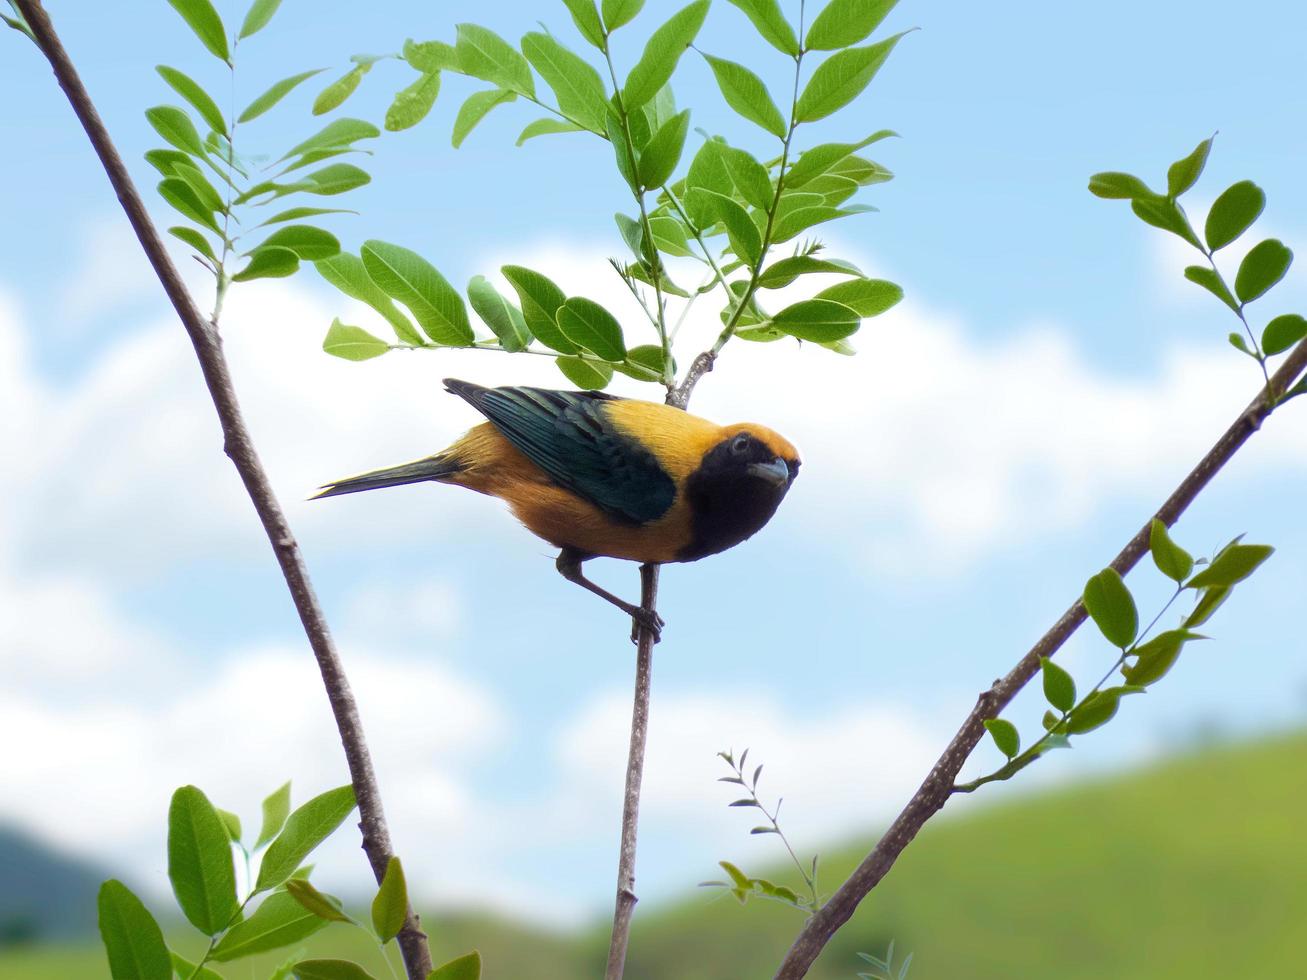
[677, 425, 800, 562]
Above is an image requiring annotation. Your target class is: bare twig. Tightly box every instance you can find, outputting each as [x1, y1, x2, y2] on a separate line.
[772, 340, 1307, 979]
[13, 4, 432, 977]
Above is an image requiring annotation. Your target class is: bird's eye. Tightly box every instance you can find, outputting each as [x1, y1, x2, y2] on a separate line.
[731, 434, 751, 455]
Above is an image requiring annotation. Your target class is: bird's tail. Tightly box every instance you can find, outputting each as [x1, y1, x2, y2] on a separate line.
[311, 454, 462, 499]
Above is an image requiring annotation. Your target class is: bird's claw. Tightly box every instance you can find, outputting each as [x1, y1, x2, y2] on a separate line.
[630, 607, 665, 644]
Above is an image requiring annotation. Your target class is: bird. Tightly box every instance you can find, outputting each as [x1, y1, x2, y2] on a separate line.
[314, 378, 801, 639]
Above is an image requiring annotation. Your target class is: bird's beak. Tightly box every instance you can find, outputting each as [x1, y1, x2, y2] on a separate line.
[748, 457, 790, 486]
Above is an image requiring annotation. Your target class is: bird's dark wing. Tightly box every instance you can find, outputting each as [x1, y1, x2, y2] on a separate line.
[444, 379, 677, 525]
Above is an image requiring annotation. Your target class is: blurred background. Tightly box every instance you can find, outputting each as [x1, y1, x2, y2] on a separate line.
[2, 0, 1306, 976]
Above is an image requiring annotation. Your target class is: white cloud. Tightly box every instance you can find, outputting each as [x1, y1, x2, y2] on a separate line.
[55, 213, 158, 331]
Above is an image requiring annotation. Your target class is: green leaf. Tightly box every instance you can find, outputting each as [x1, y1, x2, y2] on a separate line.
[1205, 180, 1264, 251]
[606, 109, 640, 191]
[233, 246, 300, 281]
[1229, 331, 1253, 356]
[156, 66, 227, 136]
[251, 225, 340, 261]
[1130, 195, 1202, 249]
[1186, 543, 1273, 589]
[501, 265, 578, 353]
[720, 145, 773, 210]
[639, 109, 691, 189]
[282, 118, 380, 161]
[684, 138, 734, 210]
[361, 241, 473, 346]
[1183, 266, 1238, 312]
[1082, 568, 1138, 648]
[1040, 657, 1076, 713]
[369, 856, 409, 942]
[294, 960, 377, 980]
[255, 782, 292, 850]
[467, 276, 532, 351]
[983, 718, 1019, 758]
[1234, 239, 1293, 304]
[616, 343, 669, 382]
[758, 254, 862, 288]
[217, 808, 242, 843]
[2, 7, 35, 41]
[795, 33, 905, 123]
[452, 89, 517, 148]
[171, 161, 225, 214]
[786, 131, 896, 187]
[145, 148, 195, 176]
[428, 951, 482, 980]
[385, 71, 441, 132]
[168, 225, 217, 262]
[165, 0, 230, 64]
[239, 70, 327, 123]
[623, 0, 711, 110]
[1065, 689, 1122, 734]
[255, 785, 357, 892]
[702, 54, 786, 139]
[403, 38, 460, 73]
[1087, 171, 1153, 200]
[771, 203, 856, 243]
[1263, 314, 1307, 356]
[773, 299, 860, 342]
[602, 0, 645, 31]
[323, 319, 390, 360]
[256, 206, 356, 228]
[562, 0, 605, 47]
[239, 0, 282, 39]
[300, 163, 371, 196]
[647, 215, 694, 256]
[556, 355, 615, 389]
[171, 951, 224, 980]
[806, 0, 898, 50]
[686, 188, 762, 265]
[812, 278, 901, 317]
[313, 66, 369, 116]
[146, 105, 205, 156]
[97, 881, 171, 980]
[285, 879, 351, 923]
[316, 253, 423, 345]
[212, 892, 330, 961]
[1183, 585, 1230, 628]
[1123, 629, 1196, 686]
[557, 297, 626, 360]
[456, 23, 534, 95]
[158, 178, 221, 232]
[517, 118, 585, 144]
[1148, 519, 1194, 583]
[724, 0, 799, 55]
[1166, 137, 1212, 198]
[521, 32, 608, 132]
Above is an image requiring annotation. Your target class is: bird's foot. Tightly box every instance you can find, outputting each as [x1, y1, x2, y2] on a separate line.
[629, 606, 665, 645]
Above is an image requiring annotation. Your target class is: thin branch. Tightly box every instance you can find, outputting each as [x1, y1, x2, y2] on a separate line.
[772, 337, 1307, 979]
[13, 4, 433, 977]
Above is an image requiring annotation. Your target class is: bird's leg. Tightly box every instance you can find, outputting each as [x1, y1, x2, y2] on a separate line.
[556, 549, 664, 643]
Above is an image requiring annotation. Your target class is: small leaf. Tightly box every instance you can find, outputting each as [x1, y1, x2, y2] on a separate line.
[300, 163, 371, 196]
[521, 32, 608, 132]
[1229, 332, 1253, 355]
[1087, 171, 1154, 200]
[256, 206, 356, 228]
[719, 145, 772, 210]
[501, 265, 578, 353]
[562, 0, 605, 48]
[239, 70, 327, 123]
[428, 951, 482, 980]
[1234, 239, 1293, 304]
[1065, 689, 1122, 734]
[211, 892, 330, 961]
[253, 225, 340, 261]
[361, 241, 474, 346]
[468, 276, 531, 352]
[232, 246, 299, 282]
[239, 0, 283, 39]
[517, 118, 585, 144]
[323, 319, 390, 361]
[285, 879, 351, 923]
[1205, 180, 1265, 251]
[404, 38, 460, 73]
[369, 856, 409, 942]
[217, 808, 242, 842]
[812, 278, 902, 317]
[1082, 568, 1138, 648]
[1262, 314, 1307, 356]
[1183, 266, 1238, 312]
[1186, 543, 1273, 589]
[702, 54, 786, 138]
[772, 298, 861, 342]
[282, 118, 380, 161]
[171, 951, 224, 980]
[556, 355, 615, 389]
[983, 718, 1020, 758]
[156, 66, 227, 136]
[685, 188, 761, 265]
[1040, 657, 1076, 713]
[719, 861, 751, 888]
[98, 881, 171, 980]
[256, 782, 292, 849]
[795, 33, 906, 123]
[255, 785, 357, 892]
[456, 23, 534, 95]
[146, 105, 205, 156]
[724, 0, 798, 55]
[1123, 629, 1196, 687]
[1184, 585, 1230, 628]
[1166, 137, 1212, 198]
[165, 0, 230, 64]
[615, 344, 669, 382]
[316, 253, 423, 346]
[293, 960, 377, 980]
[623, 0, 711, 110]
[805, 0, 898, 50]
[602, 0, 645, 31]
[1149, 518, 1194, 583]
[1131, 195, 1202, 249]
[168, 225, 217, 261]
[639, 109, 691, 189]
[385, 72, 441, 132]
[452, 89, 517, 148]
[158, 178, 221, 233]
[758, 255, 862, 288]
[557, 297, 627, 360]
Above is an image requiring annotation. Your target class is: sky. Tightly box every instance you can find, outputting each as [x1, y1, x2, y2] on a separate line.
[2, 0, 1307, 928]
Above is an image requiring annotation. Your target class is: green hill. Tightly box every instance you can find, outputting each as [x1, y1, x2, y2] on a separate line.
[3, 732, 1304, 978]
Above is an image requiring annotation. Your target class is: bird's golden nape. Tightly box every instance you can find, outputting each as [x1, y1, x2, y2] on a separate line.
[314, 378, 800, 637]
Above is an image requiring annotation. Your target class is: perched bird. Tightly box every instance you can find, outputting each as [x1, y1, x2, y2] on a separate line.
[315, 379, 800, 637]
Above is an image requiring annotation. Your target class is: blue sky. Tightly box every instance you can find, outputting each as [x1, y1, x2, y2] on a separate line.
[2, 0, 1306, 924]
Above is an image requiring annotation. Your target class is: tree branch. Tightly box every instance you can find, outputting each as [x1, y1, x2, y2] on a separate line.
[12, 4, 433, 977]
[773, 341, 1307, 979]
